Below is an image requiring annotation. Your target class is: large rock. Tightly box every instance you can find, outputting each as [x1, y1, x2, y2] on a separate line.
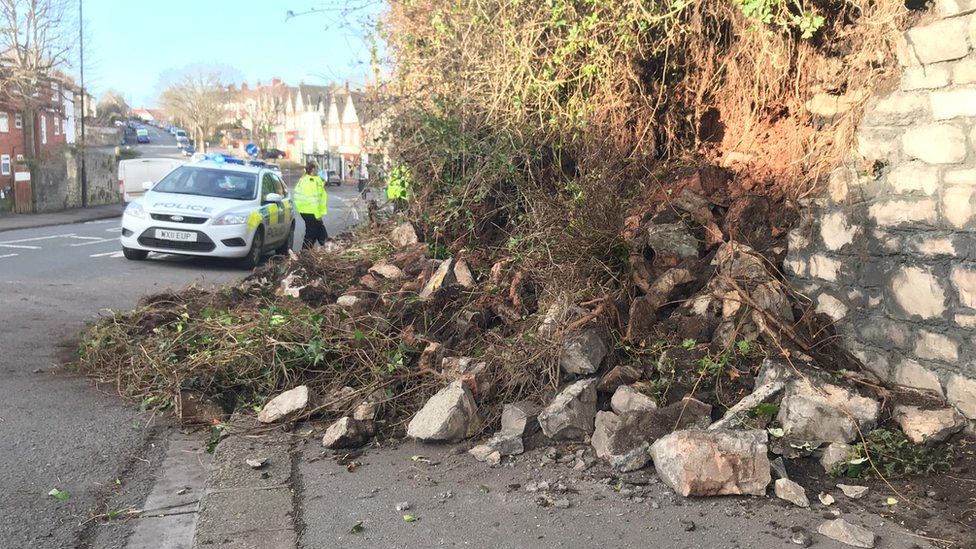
[646, 222, 700, 261]
[390, 222, 419, 248]
[500, 401, 540, 437]
[257, 386, 310, 423]
[469, 433, 524, 461]
[538, 378, 598, 440]
[777, 379, 879, 445]
[419, 258, 456, 299]
[610, 385, 657, 415]
[817, 519, 875, 548]
[322, 417, 371, 449]
[453, 259, 475, 287]
[892, 405, 966, 444]
[407, 381, 479, 442]
[591, 398, 712, 472]
[650, 430, 771, 497]
[591, 411, 649, 471]
[559, 327, 608, 376]
[597, 365, 642, 393]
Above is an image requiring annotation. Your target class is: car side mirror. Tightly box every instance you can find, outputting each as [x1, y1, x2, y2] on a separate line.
[263, 192, 283, 204]
[141, 181, 154, 191]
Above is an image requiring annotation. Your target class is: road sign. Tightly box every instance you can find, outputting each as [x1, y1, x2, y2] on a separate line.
[245, 143, 259, 158]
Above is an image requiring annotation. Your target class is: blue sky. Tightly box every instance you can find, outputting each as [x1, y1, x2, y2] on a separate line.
[83, 0, 381, 107]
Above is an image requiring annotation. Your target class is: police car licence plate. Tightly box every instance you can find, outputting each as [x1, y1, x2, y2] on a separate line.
[155, 229, 197, 242]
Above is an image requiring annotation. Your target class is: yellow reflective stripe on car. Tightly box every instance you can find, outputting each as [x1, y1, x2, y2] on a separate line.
[247, 211, 262, 229]
[267, 203, 279, 226]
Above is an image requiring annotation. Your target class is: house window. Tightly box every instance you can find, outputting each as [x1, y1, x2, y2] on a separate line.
[15, 113, 22, 129]
[0, 113, 8, 133]
[41, 115, 47, 144]
[54, 116, 59, 135]
[1, 155, 11, 176]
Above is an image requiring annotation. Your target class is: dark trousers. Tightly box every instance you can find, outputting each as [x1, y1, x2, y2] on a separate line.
[301, 213, 328, 249]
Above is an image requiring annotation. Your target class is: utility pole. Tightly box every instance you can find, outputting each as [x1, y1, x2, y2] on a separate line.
[79, 0, 87, 207]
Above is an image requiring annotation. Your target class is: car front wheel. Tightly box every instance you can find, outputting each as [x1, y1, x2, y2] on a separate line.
[241, 229, 264, 270]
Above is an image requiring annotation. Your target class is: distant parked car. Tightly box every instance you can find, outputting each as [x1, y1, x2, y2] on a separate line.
[261, 148, 285, 160]
[181, 145, 196, 156]
[136, 129, 150, 143]
[176, 136, 189, 149]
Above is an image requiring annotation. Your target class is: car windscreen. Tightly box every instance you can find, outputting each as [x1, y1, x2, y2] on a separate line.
[153, 167, 257, 201]
[137, 130, 148, 135]
[176, 131, 187, 137]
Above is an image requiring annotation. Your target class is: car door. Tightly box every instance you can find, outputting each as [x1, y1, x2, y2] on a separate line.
[272, 173, 293, 232]
[259, 172, 282, 242]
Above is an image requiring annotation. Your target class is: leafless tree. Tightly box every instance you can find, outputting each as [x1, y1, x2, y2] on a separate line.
[0, 0, 74, 158]
[95, 89, 127, 124]
[159, 72, 227, 152]
[242, 86, 285, 151]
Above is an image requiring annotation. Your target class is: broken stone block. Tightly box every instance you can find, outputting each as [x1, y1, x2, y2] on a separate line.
[646, 222, 700, 261]
[500, 401, 540, 438]
[442, 357, 491, 396]
[336, 294, 361, 309]
[322, 417, 371, 449]
[559, 327, 608, 376]
[257, 385, 310, 424]
[538, 378, 598, 440]
[419, 342, 445, 371]
[819, 442, 854, 473]
[777, 379, 879, 445]
[708, 380, 784, 431]
[837, 484, 869, 499]
[368, 262, 405, 280]
[893, 405, 966, 444]
[407, 381, 479, 442]
[774, 478, 809, 508]
[453, 259, 475, 288]
[627, 268, 695, 341]
[597, 365, 642, 393]
[419, 258, 456, 299]
[592, 398, 712, 472]
[390, 222, 419, 248]
[470, 431, 524, 461]
[610, 385, 657, 415]
[590, 411, 650, 472]
[817, 519, 876, 548]
[650, 429, 771, 497]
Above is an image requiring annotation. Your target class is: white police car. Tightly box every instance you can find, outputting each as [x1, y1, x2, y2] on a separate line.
[120, 157, 296, 268]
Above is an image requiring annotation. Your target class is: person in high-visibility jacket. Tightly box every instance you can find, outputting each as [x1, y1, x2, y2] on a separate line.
[386, 164, 411, 211]
[293, 161, 328, 249]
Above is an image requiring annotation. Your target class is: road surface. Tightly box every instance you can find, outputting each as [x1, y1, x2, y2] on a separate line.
[0, 129, 366, 548]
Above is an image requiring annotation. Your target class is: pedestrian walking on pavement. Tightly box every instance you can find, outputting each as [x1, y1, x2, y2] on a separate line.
[293, 161, 329, 249]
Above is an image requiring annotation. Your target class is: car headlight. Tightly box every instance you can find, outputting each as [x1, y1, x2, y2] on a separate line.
[213, 212, 249, 225]
[124, 202, 146, 219]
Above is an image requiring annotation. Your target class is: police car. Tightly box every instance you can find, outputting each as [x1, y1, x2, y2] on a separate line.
[120, 156, 296, 268]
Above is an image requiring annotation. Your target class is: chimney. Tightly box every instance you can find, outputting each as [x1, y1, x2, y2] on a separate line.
[241, 83, 249, 91]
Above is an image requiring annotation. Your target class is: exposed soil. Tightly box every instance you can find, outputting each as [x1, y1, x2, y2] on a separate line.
[789, 435, 976, 547]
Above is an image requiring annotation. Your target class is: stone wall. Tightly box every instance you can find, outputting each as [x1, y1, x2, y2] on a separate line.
[786, 3, 976, 423]
[32, 146, 119, 212]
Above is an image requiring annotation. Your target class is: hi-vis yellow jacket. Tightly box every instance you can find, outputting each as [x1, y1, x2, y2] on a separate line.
[293, 174, 327, 219]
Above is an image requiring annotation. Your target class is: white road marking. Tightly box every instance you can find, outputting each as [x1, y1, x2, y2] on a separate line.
[67, 235, 104, 241]
[0, 253, 18, 259]
[90, 250, 124, 258]
[106, 227, 120, 233]
[83, 219, 115, 225]
[0, 243, 40, 250]
[0, 233, 75, 244]
[70, 237, 116, 247]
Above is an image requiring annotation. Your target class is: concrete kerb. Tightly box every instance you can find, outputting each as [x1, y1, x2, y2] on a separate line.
[192, 420, 299, 549]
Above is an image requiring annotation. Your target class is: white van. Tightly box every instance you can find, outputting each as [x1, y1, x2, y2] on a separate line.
[119, 158, 186, 202]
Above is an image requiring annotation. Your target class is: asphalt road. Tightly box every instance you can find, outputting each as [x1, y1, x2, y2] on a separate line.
[0, 132, 366, 548]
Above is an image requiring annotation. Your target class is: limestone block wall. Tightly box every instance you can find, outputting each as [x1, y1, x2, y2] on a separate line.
[785, 3, 976, 422]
